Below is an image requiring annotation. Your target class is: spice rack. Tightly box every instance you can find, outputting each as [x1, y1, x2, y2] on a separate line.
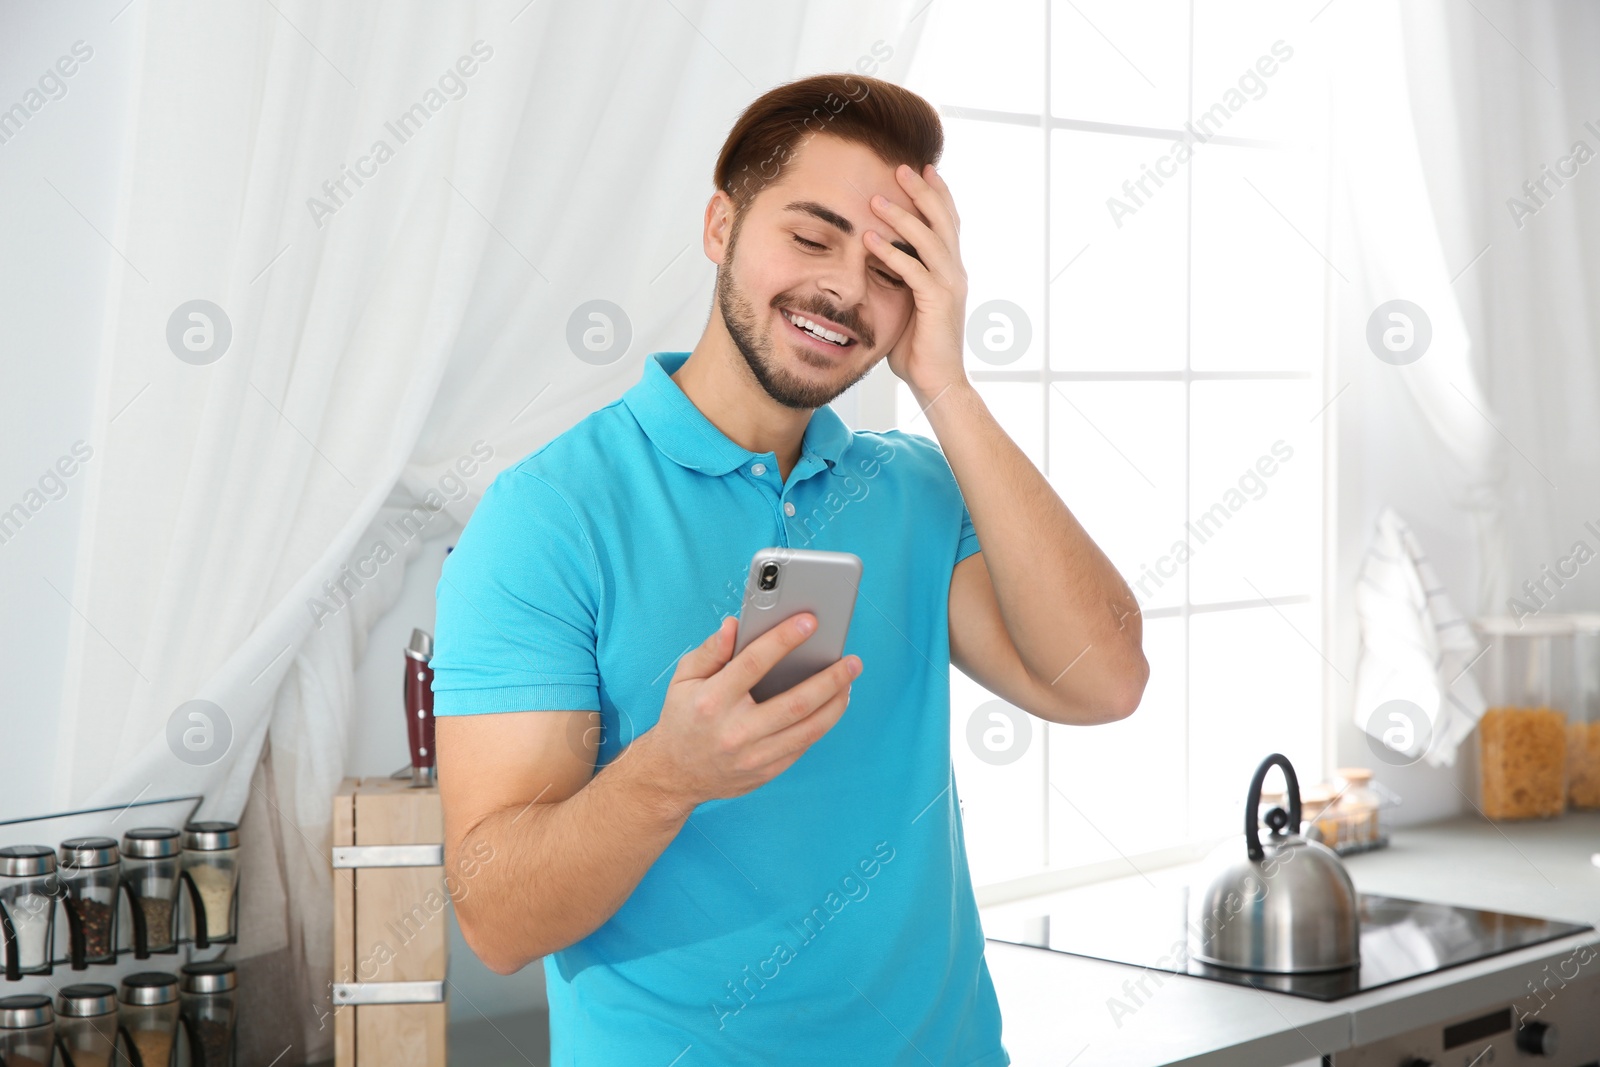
[0, 796, 241, 977]
[0, 795, 243, 1066]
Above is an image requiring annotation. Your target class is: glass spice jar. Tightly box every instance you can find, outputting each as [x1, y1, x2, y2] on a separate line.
[122, 829, 183, 954]
[0, 994, 56, 1067]
[180, 822, 239, 946]
[1298, 785, 1344, 848]
[56, 983, 119, 1067]
[0, 846, 58, 978]
[119, 972, 180, 1067]
[1568, 613, 1600, 810]
[58, 837, 122, 967]
[1475, 616, 1572, 820]
[1333, 767, 1381, 848]
[180, 961, 237, 1067]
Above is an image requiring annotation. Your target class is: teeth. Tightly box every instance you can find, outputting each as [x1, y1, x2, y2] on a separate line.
[785, 310, 849, 346]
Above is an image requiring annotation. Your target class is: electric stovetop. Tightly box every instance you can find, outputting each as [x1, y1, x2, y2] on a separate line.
[985, 886, 1593, 1001]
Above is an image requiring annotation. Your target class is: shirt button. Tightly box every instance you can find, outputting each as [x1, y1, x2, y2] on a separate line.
[751, 463, 766, 476]
[784, 502, 796, 517]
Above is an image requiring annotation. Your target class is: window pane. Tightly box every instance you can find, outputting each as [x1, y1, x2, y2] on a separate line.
[909, 0, 1043, 115]
[1188, 604, 1324, 836]
[1190, 143, 1325, 371]
[1047, 615, 1187, 866]
[1187, 380, 1321, 605]
[1050, 130, 1187, 371]
[943, 118, 1045, 373]
[1051, 0, 1190, 129]
[1048, 382, 1187, 612]
[895, 379, 1045, 473]
[952, 665, 1046, 884]
[1191, 0, 1313, 142]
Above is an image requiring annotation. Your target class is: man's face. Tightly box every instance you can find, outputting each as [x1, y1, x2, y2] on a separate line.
[709, 133, 922, 410]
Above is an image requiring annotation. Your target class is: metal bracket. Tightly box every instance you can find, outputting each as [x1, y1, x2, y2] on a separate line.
[331, 844, 443, 869]
[332, 980, 444, 1005]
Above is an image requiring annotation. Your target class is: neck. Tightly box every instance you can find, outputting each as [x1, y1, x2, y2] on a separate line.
[671, 321, 812, 481]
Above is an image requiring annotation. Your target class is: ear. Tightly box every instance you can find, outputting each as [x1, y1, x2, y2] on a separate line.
[704, 191, 735, 266]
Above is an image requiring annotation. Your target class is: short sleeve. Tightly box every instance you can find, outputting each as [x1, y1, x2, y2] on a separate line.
[430, 468, 602, 715]
[956, 498, 981, 565]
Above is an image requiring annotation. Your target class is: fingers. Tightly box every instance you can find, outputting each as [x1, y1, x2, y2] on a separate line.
[870, 164, 959, 272]
[702, 611, 818, 708]
[671, 616, 737, 683]
[746, 674, 855, 771]
[752, 650, 860, 728]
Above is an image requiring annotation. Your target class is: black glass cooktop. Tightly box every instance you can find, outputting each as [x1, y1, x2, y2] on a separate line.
[986, 889, 1593, 1001]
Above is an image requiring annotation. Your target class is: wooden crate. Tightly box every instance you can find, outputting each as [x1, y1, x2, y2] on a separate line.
[333, 776, 448, 1067]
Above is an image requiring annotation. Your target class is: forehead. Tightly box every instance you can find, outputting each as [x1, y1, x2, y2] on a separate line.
[754, 133, 923, 246]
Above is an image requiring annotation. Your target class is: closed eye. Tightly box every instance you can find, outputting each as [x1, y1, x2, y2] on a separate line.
[791, 234, 905, 287]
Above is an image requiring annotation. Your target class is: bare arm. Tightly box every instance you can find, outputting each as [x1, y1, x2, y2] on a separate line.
[929, 383, 1148, 724]
[439, 709, 690, 973]
[439, 612, 861, 975]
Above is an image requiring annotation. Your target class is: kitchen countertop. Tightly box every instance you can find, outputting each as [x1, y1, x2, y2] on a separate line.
[978, 811, 1600, 1067]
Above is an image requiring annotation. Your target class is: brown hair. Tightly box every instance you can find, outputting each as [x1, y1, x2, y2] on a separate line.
[713, 73, 943, 216]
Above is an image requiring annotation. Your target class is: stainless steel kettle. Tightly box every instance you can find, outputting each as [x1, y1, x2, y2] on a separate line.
[1187, 753, 1361, 974]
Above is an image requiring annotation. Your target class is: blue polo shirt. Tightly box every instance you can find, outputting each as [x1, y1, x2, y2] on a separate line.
[431, 350, 1009, 1067]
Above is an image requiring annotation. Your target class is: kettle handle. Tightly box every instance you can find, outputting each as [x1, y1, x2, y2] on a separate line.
[1245, 753, 1302, 862]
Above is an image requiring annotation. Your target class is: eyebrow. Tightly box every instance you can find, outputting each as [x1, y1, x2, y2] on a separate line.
[783, 200, 922, 263]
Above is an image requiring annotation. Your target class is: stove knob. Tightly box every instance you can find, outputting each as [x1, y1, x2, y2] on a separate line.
[1515, 1020, 1558, 1055]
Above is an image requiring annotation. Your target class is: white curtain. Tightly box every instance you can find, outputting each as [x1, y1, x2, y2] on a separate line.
[1332, 0, 1600, 614]
[55, 1, 930, 1061]
[1395, 0, 1600, 613]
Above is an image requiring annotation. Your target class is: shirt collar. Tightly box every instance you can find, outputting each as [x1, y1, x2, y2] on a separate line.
[623, 351, 853, 476]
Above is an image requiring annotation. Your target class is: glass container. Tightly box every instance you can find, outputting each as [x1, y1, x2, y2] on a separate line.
[58, 837, 122, 967]
[1568, 613, 1600, 810]
[179, 822, 238, 946]
[179, 961, 237, 1067]
[1474, 616, 1572, 820]
[56, 983, 119, 1067]
[0, 994, 55, 1067]
[119, 972, 180, 1067]
[122, 829, 182, 954]
[0, 846, 57, 978]
[1333, 767, 1380, 848]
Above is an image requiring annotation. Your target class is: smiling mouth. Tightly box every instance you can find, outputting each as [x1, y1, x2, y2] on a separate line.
[779, 308, 858, 352]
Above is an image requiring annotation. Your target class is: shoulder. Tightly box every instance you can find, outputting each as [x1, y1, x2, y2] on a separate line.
[849, 427, 957, 485]
[490, 398, 637, 508]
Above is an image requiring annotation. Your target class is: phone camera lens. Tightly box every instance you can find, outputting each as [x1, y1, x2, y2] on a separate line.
[758, 561, 780, 591]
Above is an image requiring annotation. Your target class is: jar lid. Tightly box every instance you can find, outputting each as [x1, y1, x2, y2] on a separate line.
[183, 820, 240, 851]
[122, 827, 182, 859]
[0, 993, 54, 1029]
[0, 845, 56, 878]
[181, 960, 238, 994]
[59, 836, 119, 869]
[120, 972, 180, 1006]
[57, 983, 118, 1017]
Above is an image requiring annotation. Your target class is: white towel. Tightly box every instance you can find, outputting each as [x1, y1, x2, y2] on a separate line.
[1354, 506, 1487, 767]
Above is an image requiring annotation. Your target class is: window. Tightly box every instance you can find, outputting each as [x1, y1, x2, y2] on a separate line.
[898, 0, 1331, 891]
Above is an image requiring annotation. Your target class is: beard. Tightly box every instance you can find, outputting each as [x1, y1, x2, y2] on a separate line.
[716, 225, 874, 411]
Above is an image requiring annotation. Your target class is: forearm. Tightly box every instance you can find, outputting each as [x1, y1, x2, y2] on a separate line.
[918, 381, 1147, 714]
[452, 733, 690, 973]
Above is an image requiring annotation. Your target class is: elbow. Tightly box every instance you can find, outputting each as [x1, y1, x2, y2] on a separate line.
[456, 901, 538, 975]
[1063, 650, 1149, 725]
[1105, 652, 1149, 721]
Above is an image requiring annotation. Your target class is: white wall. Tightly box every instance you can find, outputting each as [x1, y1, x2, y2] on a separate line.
[0, 0, 134, 822]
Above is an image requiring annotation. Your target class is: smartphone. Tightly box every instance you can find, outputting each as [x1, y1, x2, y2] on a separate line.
[731, 547, 863, 703]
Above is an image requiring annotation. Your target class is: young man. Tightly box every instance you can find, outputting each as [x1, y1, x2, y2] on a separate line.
[430, 73, 1147, 1066]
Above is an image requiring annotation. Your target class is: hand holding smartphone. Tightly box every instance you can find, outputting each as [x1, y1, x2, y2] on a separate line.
[631, 547, 865, 812]
[732, 547, 862, 702]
